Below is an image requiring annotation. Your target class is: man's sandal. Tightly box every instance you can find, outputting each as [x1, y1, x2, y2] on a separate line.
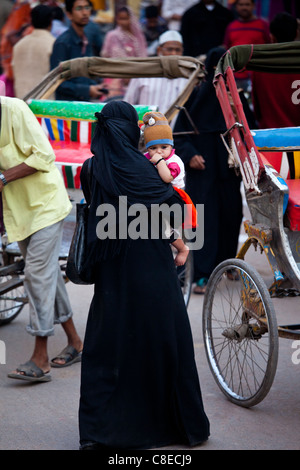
[7, 360, 52, 383]
[193, 277, 208, 295]
[50, 345, 82, 368]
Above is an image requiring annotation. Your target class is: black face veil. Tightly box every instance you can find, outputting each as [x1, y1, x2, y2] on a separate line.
[91, 100, 174, 207]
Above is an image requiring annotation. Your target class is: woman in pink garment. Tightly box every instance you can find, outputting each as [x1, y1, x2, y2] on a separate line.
[100, 6, 148, 100]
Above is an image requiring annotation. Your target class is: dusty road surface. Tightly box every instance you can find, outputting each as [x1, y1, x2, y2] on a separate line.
[0, 201, 299, 451]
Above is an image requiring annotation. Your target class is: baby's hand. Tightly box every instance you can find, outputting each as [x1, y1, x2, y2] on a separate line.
[149, 153, 162, 164]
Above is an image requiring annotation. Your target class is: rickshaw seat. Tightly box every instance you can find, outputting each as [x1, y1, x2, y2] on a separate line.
[50, 141, 92, 189]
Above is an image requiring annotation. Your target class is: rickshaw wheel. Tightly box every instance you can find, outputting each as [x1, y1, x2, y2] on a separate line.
[202, 258, 278, 407]
[0, 276, 26, 326]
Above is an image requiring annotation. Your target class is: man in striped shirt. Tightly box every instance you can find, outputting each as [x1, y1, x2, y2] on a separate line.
[124, 30, 187, 126]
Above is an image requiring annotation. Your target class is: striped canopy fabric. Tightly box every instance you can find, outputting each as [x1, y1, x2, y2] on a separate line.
[36, 115, 96, 143]
[28, 100, 159, 189]
[31, 102, 97, 189]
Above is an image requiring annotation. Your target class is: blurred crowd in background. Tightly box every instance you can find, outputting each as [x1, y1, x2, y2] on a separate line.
[0, 0, 299, 101]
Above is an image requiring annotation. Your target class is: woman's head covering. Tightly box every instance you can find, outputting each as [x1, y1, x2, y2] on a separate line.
[115, 6, 147, 57]
[91, 101, 174, 206]
[81, 101, 174, 265]
[142, 111, 173, 148]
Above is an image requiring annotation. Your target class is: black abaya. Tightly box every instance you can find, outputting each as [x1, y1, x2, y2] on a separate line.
[78, 102, 210, 449]
[79, 219, 209, 448]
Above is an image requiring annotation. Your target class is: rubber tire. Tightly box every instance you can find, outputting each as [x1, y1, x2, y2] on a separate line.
[0, 275, 26, 326]
[202, 258, 278, 407]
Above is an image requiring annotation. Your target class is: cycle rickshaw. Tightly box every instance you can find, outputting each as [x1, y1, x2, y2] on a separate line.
[202, 42, 300, 407]
[0, 55, 205, 325]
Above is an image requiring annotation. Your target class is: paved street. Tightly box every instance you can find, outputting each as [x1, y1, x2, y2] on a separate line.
[0, 215, 299, 451]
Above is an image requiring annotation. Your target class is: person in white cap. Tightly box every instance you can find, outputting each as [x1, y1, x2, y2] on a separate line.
[124, 30, 188, 125]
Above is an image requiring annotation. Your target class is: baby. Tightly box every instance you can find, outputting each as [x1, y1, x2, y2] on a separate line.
[142, 111, 189, 266]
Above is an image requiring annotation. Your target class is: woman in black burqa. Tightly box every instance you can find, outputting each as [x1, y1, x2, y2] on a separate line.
[78, 101, 210, 450]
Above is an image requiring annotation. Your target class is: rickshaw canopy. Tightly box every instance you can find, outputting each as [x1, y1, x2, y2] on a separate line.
[214, 41, 300, 78]
[24, 55, 205, 122]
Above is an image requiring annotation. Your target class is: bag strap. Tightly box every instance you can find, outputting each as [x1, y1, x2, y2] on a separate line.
[87, 156, 93, 190]
[82, 157, 93, 206]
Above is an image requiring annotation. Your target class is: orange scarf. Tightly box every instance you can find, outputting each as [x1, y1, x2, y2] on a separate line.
[173, 187, 198, 229]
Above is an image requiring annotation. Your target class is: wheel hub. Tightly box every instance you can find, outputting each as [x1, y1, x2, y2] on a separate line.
[222, 323, 268, 342]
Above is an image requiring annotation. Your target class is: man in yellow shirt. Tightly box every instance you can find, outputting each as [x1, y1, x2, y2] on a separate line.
[0, 95, 83, 382]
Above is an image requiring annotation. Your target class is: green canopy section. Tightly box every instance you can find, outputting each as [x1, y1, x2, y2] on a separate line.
[215, 41, 300, 78]
[28, 99, 157, 121]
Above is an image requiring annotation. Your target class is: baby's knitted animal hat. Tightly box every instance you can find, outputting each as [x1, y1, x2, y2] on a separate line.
[142, 112, 173, 148]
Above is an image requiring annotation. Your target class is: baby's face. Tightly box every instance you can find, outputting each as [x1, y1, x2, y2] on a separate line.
[147, 144, 173, 159]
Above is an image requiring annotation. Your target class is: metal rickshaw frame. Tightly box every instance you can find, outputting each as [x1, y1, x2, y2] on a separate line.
[202, 42, 300, 407]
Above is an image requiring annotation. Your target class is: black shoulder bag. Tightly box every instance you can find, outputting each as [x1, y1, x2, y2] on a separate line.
[66, 158, 93, 284]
